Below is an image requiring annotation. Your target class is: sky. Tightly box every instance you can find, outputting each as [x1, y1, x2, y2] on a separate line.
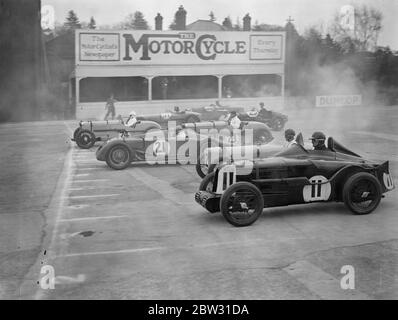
[42, 0, 398, 50]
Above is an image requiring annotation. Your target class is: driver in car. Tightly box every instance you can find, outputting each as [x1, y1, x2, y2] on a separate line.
[228, 111, 242, 129]
[309, 131, 327, 150]
[126, 111, 138, 127]
[258, 102, 272, 118]
[284, 128, 296, 148]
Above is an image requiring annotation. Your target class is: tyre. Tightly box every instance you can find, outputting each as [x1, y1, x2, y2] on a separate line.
[105, 144, 131, 170]
[195, 163, 217, 179]
[272, 118, 285, 131]
[73, 127, 81, 141]
[199, 172, 216, 191]
[220, 182, 264, 227]
[76, 129, 96, 149]
[342, 172, 382, 215]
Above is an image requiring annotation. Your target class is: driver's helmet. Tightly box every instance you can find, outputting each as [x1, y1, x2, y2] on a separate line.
[174, 106, 180, 112]
[259, 102, 265, 108]
[129, 111, 136, 117]
[309, 131, 326, 141]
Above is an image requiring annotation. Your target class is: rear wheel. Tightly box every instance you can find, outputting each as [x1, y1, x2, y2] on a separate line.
[76, 130, 96, 149]
[220, 182, 264, 227]
[343, 172, 382, 215]
[105, 145, 131, 170]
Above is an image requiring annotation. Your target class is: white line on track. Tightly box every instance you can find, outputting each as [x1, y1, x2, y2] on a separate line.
[57, 238, 295, 258]
[65, 194, 119, 199]
[59, 215, 127, 223]
[72, 179, 108, 183]
[74, 168, 100, 170]
[74, 173, 90, 177]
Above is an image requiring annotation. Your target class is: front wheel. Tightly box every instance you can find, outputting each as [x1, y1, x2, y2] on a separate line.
[73, 127, 81, 141]
[220, 182, 264, 227]
[76, 129, 96, 149]
[343, 172, 382, 215]
[105, 145, 131, 170]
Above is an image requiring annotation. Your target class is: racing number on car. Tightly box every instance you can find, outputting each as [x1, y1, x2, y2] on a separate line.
[383, 173, 394, 190]
[160, 112, 172, 120]
[152, 140, 169, 156]
[303, 175, 331, 202]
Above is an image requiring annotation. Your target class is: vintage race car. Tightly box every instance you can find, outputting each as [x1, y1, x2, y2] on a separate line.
[238, 109, 288, 131]
[95, 120, 273, 170]
[136, 105, 245, 127]
[72, 119, 161, 149]
[195, 138, 395, 227]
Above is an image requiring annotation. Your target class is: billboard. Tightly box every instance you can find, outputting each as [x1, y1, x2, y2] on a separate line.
[76, 30, 285, 65]
[316, 95, 362, 107]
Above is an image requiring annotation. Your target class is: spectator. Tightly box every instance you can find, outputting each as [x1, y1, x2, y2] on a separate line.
[104, 93, 117, 120]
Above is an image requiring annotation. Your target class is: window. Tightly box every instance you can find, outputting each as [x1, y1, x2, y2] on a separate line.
[222, 74, 282, 98]
[152, 76, 218, 100]
[79, 77, 148, 102]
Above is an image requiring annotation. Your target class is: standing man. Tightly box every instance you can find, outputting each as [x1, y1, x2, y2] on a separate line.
[104, 93, 117, 120]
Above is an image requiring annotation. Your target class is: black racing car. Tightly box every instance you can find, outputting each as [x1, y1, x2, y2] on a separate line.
[195, 136, 394, 227]
[238, 109, 288, 131]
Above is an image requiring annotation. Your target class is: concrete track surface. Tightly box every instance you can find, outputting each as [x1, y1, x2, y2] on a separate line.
[0, 106, 397, 299]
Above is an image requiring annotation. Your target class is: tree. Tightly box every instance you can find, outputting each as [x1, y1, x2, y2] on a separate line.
[209, 11, 216, 22]
[64, 10, 81, 30]
[222, 16, 233, 30]
[122, 11, 149, 30]
[88, 16, 96, 29]
[331, 4, 383, 52]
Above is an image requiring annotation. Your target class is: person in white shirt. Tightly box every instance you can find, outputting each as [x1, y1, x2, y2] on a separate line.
[126, 111, 138, 127]
[228, 111, 242, 129]
[283, 128, 296, 148]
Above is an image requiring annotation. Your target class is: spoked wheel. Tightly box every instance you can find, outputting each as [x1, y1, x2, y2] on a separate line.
[105, 145, 131, 170]
[199, 172, 216, 191]
[272, 118, 284, 131]
[343, 172, 382, 215]
[73, 127, 81, 141]
[220, 182, 264, 227]
[76, 130, 96, 149]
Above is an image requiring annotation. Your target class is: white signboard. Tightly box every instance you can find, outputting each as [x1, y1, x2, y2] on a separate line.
[79, 33, 120, 61]
[76, 30, 285, 65]
[316, 95, 362, 107]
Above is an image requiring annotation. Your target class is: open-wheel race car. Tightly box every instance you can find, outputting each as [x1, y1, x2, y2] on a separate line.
[238, 109, 288, 131]
[72, 119, 161, 149]
[195, 137, 395, 227]
[95, 120, 273, 170]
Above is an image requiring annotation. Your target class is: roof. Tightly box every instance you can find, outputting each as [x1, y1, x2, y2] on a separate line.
[186, 20, 227, 31]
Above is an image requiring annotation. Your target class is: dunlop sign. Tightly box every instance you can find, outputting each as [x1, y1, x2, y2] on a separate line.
[77, 30, 285, 65]
[316, 95, 362, 107]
